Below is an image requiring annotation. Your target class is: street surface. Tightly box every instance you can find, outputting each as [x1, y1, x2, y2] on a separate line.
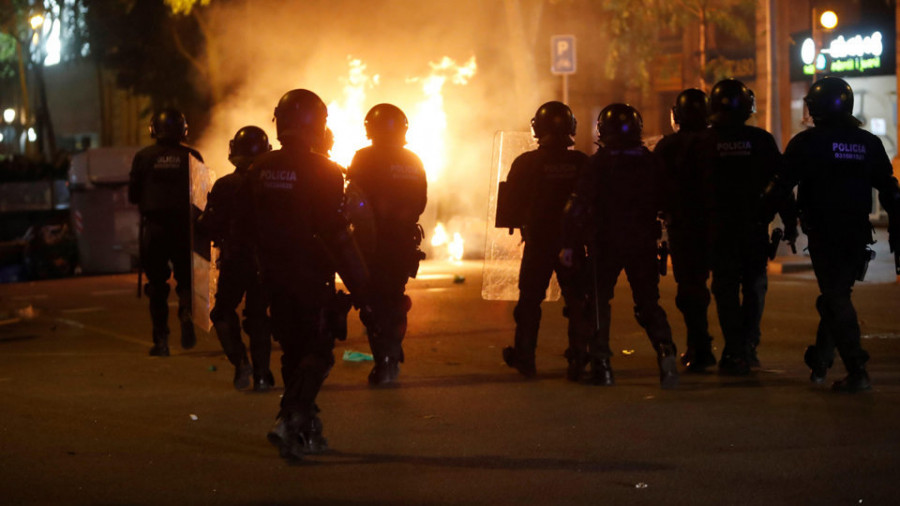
[1, 239, 899, 505]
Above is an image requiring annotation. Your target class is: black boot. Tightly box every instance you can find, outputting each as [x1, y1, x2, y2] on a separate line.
[657, 343, 680, 390]
[148, 330, 170, 357]
[180, 314, 196, 350]
[748, 344, 761, 369]
[803, 345, 828, 384]
[564, 349, 588, 383]
[267, 412, 329, 462]
[832, 368, 871, 393]
[253, 369, 276, 392]
[718, 352, 751, 376]
[233, 358, 253, 390]
[589, 357, 615, 386]
[681, 345, 717, 372]
[368, 356, 400, 386]
[502, 346, 536, 378]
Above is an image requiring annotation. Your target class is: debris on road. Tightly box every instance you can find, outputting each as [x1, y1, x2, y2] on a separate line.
[342, 350, 374, 362]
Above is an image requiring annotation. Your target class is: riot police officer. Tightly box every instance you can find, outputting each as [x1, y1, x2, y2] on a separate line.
[499, 101, 593, 380]
[248, 89, 374, 460]
[346, 103, 427, 386]
[561, 104, 679, 389]
[199, 126, 274, 391]
[129, 108, 203, 356]
[701, 78, 797, 375]
[653, 89, 716, 372]
[703, 79, 797, 375]
[770, 76, 900, 392]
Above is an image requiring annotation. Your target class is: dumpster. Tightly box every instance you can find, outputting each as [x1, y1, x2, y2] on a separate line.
[69, 147, 141, 274]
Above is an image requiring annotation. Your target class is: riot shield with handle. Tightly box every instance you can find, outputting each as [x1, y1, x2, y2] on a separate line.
[481, 131, 560, 301]
[190, 155, 216, 332]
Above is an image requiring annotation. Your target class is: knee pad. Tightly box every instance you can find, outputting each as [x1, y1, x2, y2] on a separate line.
[210, 305, 231, 325]
[145, 282, 170, 300]
[634, 304, 664, 329]
[514, 303, 542, 325]
[242, 316, 271, 339]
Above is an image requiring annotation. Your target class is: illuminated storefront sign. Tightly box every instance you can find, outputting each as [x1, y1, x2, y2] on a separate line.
[790, 25, 895, 81]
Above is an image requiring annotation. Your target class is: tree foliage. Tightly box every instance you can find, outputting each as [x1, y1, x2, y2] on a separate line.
[601, 0, 756, 92]
[83, 0, 210, 131]
[163, 0, 210, 15]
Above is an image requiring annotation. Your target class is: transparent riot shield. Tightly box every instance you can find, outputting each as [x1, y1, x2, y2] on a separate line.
[344, 181, 377, 259]
[190, 156, 216, 332]
[481, 131, 560, 301]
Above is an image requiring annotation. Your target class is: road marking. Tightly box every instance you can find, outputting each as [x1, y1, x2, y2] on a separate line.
[0, 317, 22, 326]
[414, 274, 456, 281]
[55, 317, 147, 346]
[90, 289, 134, 296]
[11, 294, 47, 300]
[863, 333, 900, 340]
[61, 307, 105, 314]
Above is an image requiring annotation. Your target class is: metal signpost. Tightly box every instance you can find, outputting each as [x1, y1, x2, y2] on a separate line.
[551, 35, 576, 104]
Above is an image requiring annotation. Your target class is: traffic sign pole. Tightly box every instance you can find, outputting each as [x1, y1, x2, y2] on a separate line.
[551, 35, 576, 105]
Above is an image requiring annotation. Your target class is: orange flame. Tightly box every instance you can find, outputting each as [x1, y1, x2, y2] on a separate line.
[325, 56, 476, 261]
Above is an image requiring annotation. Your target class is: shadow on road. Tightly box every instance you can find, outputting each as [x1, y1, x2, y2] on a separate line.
[299, 450, 672, 473]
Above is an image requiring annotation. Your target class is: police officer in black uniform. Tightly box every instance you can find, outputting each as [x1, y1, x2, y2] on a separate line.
[654, 89, 716, 372]
[701, 78, 798, 375]
[199, 126, 274, 391]
[347, 103, 427, 386]
[770, 76, 900, 392]
[499, 101, 593, 380]
[129, 108, 203, 356]
[249, 89, 373, 461]
[561, 104, 679, 389]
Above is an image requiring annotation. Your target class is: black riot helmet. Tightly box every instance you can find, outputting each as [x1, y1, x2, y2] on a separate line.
[228, 126, 271, 169]
[150, 108, 188, 143]
[531, 101, 576, 146]
[671, 88, 709, 132]
[365, 103, 408, 146]
[708, 78, 753, 126]
[273, 89, 327, 147]
[596, 103, 643, 148]
[805, 76, 856, 125]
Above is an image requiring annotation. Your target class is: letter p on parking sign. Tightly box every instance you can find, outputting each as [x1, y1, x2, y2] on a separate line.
[551, 35, 576, 74]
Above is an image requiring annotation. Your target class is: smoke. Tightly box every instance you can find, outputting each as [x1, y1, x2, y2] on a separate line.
[193, 0, 553, 255]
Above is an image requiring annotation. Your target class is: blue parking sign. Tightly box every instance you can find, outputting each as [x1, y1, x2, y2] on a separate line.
[551, 35, 576, 74]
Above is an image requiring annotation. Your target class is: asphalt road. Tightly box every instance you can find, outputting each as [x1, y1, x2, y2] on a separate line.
[1, 244, 899, 505]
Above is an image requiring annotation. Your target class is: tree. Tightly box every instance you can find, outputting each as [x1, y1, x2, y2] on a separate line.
[601, 0, 756, 92]
[0, 0, 76, 159]
[162, 0, 226, 106]
[665, 0, 756, 91]
[83, 0, 210, 133]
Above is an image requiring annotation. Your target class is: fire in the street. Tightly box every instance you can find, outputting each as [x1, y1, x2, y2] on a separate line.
[326, 55, 476, 263]
[326, 55, 476, 184]
[431, 222, 465, 262]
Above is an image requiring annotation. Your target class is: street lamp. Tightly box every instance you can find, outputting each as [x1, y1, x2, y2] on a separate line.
[820, 10, 838, 31]
[810, 7, 839, 81]
[29, 14, 44, 30]
[3, 108, 15, 124]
